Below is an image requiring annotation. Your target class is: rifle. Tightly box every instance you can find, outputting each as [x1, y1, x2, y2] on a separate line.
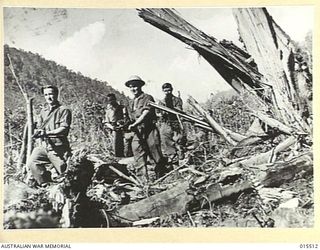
[148, 101, 215, 132]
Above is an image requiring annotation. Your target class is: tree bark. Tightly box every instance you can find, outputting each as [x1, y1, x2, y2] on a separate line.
[17, 124, 28, 170]
[26, 98, 34, 160]
[259, 152, 313, 187]
[233, 8, 311, 133]
[236, 136, 297, 167]
[116, 181, 193, 221]
[187, 96, 239, 145]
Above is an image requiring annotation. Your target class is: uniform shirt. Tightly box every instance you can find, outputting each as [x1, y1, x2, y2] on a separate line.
[160, 94, 183, 122]
[131, 92, 157, 128]
[104, 103, 124, 125]
[37, 103, 72, 146]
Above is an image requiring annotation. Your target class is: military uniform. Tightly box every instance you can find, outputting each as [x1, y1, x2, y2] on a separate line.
[104, 103, 125, 157]
[159, 94, 186, 162]
[131, 92, 166, 179]
[27, 103, 72, 185]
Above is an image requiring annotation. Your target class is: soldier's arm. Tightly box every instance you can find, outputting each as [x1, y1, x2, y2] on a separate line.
[46, 126, 68, 136]
[128, 109, 150, 130]
[129, 95, 154, 130]
[103, 109, 115, 130]
[46, 108, 71, 137]
[176, 97, 183, 111]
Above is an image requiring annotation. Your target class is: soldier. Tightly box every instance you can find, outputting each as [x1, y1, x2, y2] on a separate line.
[104, 93, 130, 157]
[125, 75, 167, 180]
[159, 83, 186, 163]
[27, 85, 72, 187]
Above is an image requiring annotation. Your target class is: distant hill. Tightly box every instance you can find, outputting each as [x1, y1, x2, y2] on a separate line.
[4, 45, 130, 150]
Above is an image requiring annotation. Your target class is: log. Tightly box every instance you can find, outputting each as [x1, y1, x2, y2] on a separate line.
[108, 165, 142, 187]
[187, 96, 238, 145]
[250, 108, 294, 135]
[237, 136, 297, 166]
[116, 179, 253, 221]
[116, 181, 193, 221]
[115, 151, 311, 222]
[225, 128, 247, 142]
[260, 152, 313, 187]
[198, 181, 252, 204]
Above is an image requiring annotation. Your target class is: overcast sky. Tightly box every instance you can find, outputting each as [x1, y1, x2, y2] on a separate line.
[4, 6, 313, 102]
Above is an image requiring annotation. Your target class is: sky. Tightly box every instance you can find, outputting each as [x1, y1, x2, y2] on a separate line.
[4, 6, 313, 102]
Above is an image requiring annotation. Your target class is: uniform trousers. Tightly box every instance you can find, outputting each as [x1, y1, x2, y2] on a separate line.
[160, 121, 186, 162]
[131, 125, 167, 179]
[27, 144, 69, 185]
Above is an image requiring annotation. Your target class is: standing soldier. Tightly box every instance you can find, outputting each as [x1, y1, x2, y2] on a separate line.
[159, 83, 186, 164]
[125, 75, 167, 180]
[27, 85, 72, 187]
[103, 93, 128, 158]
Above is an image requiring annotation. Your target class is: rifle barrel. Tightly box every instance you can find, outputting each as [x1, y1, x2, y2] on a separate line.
[149, 101, 213, 130]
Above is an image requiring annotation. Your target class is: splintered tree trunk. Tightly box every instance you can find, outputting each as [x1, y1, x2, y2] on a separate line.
[233, 8, 311, 133]
[138, 8, 312, 137]
[137, 8, 269, 106]
[187, 96, 240, 145]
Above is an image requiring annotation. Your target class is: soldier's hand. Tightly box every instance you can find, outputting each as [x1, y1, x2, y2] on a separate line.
[33, 129, 46, 138]
[128, 124, 136, 131]
[114, 125, 121, 131]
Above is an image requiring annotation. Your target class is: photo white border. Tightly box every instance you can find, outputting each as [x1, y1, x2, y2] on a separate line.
[0, 0, 319, 243]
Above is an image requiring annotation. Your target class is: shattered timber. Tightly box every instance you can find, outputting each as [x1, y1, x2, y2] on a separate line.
[4, 7, 313, 228]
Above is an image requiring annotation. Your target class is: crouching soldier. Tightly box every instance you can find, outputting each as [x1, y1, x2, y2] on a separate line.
[27, 85, 72, 187]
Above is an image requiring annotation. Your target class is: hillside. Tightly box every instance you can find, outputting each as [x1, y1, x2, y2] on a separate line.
[4, 45, 130, 154]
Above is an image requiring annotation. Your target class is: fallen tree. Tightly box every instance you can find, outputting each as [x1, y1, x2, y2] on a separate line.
[113, 151, 312, 223]
[137, 8, 312, 137]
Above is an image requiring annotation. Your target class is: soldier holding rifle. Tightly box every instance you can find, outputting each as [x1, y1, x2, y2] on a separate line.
[103, 93, 132, 157]
[27, 85, 72, 187]
[159, 83, 186, 163]
[125, 76, 167, 180]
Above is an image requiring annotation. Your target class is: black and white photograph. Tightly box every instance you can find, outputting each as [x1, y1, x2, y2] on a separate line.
[3, 5, 314, 230]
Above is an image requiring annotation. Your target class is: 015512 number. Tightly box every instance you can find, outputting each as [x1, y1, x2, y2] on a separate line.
[300, 244, 319, 248]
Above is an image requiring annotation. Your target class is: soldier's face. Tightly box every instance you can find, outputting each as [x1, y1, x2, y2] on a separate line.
[129, 85, 142, 97]
[107, 98, 117, 105]
[163, 87, 172, 96]
[43, 88, 58, 106]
